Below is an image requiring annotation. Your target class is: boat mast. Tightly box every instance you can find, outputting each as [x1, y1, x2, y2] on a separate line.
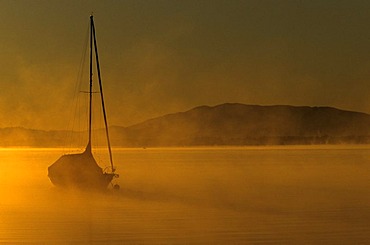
[90, 15, 115, 172]
[87, 15, 94, 152]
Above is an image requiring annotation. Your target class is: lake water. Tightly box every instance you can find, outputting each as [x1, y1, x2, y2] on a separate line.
[1, 146, 370, 244]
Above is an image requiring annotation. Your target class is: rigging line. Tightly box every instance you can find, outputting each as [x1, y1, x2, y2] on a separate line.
[64, 21, 90, 151]
[78, 93, 89, 147]
[77, 22, 90, 150]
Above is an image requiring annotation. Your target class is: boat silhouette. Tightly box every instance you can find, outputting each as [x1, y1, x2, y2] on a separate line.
[48, 15, 119, 190]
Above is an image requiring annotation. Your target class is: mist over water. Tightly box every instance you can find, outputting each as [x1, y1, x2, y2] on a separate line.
[1, 147, 370, 243]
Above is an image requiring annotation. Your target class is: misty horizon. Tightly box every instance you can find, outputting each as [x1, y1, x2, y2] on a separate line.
[3, 102, 370, 131]
[2, 103, 370, 147]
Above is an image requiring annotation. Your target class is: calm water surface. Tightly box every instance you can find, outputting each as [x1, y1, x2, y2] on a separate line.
[1, 146, 370, 244]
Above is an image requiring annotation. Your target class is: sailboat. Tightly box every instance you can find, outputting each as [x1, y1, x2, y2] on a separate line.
[48, 15, 119, 190]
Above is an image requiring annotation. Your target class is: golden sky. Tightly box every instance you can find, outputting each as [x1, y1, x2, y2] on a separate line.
[1, 0, 370, 130]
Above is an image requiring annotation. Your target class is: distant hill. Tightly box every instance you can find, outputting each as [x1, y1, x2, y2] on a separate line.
[2, 103, 370, 147]
[114, 103, 370, 146]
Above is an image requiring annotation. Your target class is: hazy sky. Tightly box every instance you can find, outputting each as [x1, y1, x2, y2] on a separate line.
[1, 0, 370, 130]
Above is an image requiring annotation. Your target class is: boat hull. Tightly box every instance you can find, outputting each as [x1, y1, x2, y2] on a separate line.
[48, 150, 116, 191]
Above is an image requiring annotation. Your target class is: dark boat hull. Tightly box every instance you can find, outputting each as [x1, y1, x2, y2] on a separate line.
[48, 150, 116, 190]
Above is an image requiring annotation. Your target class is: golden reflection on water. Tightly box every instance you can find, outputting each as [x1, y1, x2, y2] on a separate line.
[1, 146, 370, 243]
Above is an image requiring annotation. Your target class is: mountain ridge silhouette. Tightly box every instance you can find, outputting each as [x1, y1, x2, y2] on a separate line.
[2, 103, 370, 147]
